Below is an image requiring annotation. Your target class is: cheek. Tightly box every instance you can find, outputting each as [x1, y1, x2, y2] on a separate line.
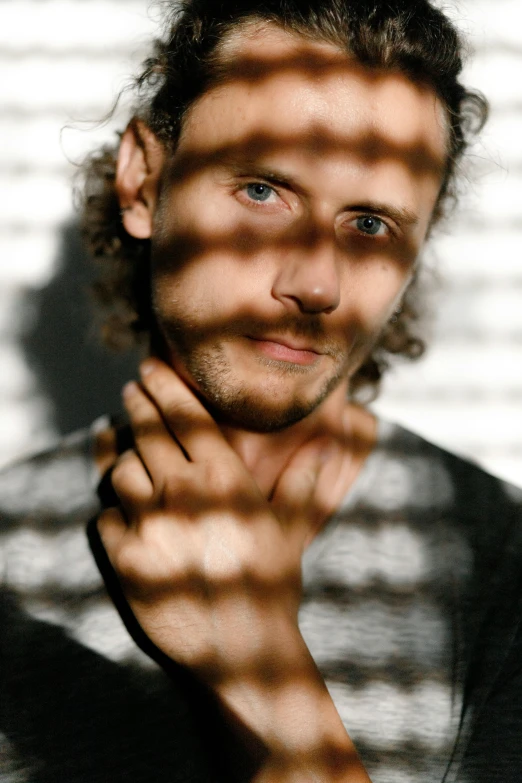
[342, 259, 413, 331]
[154, 189, 272, 286]
[151, 249, 269, 327]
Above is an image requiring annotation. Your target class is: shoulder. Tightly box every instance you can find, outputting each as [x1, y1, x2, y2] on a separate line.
[351, 418, 522, 618]
[367, 418, 522, 528]
[365, 421, 522, 707]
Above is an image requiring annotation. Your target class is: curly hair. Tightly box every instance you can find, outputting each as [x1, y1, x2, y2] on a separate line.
[78, 0, 488, 399]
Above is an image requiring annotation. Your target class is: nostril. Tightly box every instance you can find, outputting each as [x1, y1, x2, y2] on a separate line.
[271, 242, 341, 315]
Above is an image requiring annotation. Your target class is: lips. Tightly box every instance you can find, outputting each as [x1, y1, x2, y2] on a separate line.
[247, 335, 322, 366]
[258, 335, 321, 353]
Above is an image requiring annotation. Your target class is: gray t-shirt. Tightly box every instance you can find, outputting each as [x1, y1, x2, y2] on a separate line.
[1, 418, 521, 782]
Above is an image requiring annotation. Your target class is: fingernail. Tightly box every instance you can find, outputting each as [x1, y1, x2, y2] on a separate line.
[122, 381, 139, 401]
[320, 445, 335, 465]
[314, 437, 336, 465]
[140, 358, 159, 378]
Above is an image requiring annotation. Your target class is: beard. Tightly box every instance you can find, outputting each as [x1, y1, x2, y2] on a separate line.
[155, 313, 353, 433]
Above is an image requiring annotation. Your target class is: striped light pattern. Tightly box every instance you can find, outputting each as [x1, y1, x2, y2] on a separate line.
[0, 0, 521, 485]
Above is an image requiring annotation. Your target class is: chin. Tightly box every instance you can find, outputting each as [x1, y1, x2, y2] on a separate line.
[196, 371, 346, 433]
[161, 330, 349, 431]
[204, 395, 315, 433]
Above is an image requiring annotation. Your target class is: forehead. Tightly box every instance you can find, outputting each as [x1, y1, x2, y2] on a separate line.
[176, 24, 447, 191]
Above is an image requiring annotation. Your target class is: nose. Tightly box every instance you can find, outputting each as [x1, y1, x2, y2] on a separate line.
[271, 224, 341, 315]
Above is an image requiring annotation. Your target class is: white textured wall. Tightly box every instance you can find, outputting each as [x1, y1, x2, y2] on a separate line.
[1, 1, 521, 485]
[373, 0, 522, 486]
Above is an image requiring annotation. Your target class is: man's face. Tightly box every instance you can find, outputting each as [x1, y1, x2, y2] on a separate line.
[149, 25, 446, 431]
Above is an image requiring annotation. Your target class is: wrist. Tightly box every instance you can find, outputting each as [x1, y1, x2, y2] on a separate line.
[210, 630, 370, 782]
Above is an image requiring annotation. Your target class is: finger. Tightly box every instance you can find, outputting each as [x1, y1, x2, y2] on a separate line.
[139, 358, 234, 464]
[271, 437, 332, 532]
[122, 380, 187, 485]
[97, 506, 128, 563]
[111, 449, 154, 511]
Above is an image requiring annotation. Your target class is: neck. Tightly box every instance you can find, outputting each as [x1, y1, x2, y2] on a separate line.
[95, 379, 377, 537]
[217, 383, 377, 523]
[218, 383, 345, 493]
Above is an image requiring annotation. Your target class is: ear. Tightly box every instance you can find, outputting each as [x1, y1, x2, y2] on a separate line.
[115, 120, 165, 240]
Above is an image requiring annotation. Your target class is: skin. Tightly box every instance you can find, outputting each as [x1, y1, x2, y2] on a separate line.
[97, 23, 447, 783]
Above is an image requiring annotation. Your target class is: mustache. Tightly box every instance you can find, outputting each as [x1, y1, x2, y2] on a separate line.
[161, 313, 346, 358]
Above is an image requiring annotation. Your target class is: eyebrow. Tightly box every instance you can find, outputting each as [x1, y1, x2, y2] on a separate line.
[226, 160, 301, 191]
[223, 160, 420, 228]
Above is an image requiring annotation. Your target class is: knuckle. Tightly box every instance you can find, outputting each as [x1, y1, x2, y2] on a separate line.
[164, 397, 196, 428]
[113, 541, 143, 584]
[160, 467, 186, 503]
[96, 507, 126, 551]
[116, 522, 182, 591]
[110, 455, 133, 490]
[146, 370, 171, 402]
[203, 459, 236, 497]
[110, 455, 148, 504]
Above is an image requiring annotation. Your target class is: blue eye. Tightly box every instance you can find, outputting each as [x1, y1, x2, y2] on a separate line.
[356, 216, 385, 236]
[246, 183, 273, 202]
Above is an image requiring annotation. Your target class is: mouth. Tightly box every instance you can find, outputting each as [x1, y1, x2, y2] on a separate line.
[246, 335, 322, 366]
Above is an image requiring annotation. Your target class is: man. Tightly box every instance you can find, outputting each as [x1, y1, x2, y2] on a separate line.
[1, 1, 521, 781]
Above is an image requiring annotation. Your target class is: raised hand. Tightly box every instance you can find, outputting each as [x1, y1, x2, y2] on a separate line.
[98, 358, 329, 682]
[97, 358, 371, 782]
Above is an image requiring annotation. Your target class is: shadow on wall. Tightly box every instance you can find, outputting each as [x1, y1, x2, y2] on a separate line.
[22, 220, 140, 437]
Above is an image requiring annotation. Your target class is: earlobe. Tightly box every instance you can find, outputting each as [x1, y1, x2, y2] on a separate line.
[115, 120, 164, 240]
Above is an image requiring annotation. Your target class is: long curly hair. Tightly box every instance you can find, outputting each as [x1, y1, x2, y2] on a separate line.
[78, 0, 488, 399]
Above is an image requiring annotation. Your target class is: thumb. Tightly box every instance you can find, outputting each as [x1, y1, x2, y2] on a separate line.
[271, 436, 334, 532]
